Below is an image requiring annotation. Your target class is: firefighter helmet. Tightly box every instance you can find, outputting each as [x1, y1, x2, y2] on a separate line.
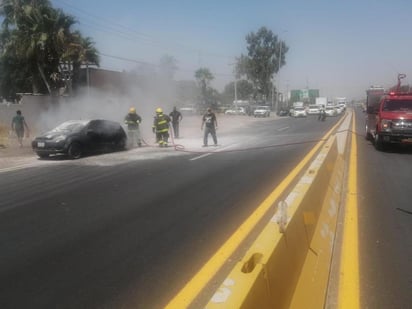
[156, 107, 163, 114]
[129, 107, 136, 114]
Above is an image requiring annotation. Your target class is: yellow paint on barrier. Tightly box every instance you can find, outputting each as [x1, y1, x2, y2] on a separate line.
[205, 111, 353, 309]
[165, 117, 347, 309]
[289, 150, 345, 308]
[205, 136, 342, 309]
[338, 111, 360, 308]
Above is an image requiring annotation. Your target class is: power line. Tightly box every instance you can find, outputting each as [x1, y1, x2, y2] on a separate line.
[52, 0, 236, 60]
[97, 52, 233, 77]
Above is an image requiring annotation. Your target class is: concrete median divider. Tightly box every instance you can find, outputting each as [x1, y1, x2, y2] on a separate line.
[206, 133, 345, 309]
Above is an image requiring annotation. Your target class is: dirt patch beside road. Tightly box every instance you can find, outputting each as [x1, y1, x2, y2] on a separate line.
[0, 114, 278, 168]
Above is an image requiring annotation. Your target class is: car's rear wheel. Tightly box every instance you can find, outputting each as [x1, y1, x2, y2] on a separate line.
[68, 142, 82, 159]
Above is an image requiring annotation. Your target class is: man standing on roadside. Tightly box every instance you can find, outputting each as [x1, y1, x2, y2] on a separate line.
[169, 106, 182, 138]
[11, 110, 29, 147]
[201, 107, 218, 147]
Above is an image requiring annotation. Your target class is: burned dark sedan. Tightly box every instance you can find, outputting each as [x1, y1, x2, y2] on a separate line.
[32, 119, 127, 159]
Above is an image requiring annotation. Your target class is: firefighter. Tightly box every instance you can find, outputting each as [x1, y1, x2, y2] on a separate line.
[124, 107, 142, 147]
[201, 107, 218, 147]
[152, 108, 171, 147]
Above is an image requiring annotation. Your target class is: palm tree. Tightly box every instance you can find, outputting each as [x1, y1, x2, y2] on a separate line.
[62, 32, 99, 93]
[1, 0, 99, 96]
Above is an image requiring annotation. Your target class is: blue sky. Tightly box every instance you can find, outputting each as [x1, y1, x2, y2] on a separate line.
[51, 0, 412, 100]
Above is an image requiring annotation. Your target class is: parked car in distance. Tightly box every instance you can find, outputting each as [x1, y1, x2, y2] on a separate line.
[180, 106, 197, 115]
[253, 106, 271, 117]
[32, 119, 127, 159]
[292, 107, 307, 117]
[277, 109, 289, 116]
[307, 104, 320, 115]
[225, 106, 246, 115]
[335, 105, 344, 114]
[325, 106, 337, 117]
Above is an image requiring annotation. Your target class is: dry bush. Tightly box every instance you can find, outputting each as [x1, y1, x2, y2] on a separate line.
[0, 124, 8, 137]
[0, 124, 8, 147]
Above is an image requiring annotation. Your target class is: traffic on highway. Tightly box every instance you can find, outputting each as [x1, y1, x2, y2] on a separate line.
[1, 1, 412, 308]
[2, 106, 411, 308]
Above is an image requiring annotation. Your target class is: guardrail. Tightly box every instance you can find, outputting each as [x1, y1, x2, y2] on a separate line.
[206, 118, 348, 308]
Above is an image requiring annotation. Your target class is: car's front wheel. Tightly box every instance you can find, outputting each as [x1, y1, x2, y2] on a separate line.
[68, 142, 82, 159]
[374, 133, 386, 151]
[116, 137, 127, 150]
[365, 123, 371, 140]
[37, 153, 49, 159]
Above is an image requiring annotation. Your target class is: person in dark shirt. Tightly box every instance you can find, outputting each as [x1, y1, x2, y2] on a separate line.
[169, 106, 183, 138]
[318, 105, 326, 121]
[201, 107, 218, 147]
[11, 110, 29, 147]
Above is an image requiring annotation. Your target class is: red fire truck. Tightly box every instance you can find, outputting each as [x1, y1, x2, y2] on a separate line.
[365, 74, 412, 150]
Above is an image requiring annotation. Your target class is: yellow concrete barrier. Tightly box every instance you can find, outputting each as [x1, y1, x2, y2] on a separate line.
[206, 135, 345, 309]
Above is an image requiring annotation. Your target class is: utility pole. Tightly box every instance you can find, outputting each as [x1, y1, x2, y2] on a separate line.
[275, 41, 282, 113]
[228, 62, 238, 107]
[234, 78, 238, 102]
[275, 30, 287, 112]
[286, 80, 289, 108]
[86, 61, 90, 97]
[271, 85, 274, 110]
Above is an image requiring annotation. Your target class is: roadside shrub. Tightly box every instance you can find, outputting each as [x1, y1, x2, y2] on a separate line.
[0, 124, 8, 137]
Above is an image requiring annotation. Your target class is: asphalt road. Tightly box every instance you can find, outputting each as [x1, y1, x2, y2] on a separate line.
[0, 114, 340, 309]
[353, 108, 412, 308]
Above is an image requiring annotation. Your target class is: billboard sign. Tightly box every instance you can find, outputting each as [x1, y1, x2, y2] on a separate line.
[290, 89, 319, 104]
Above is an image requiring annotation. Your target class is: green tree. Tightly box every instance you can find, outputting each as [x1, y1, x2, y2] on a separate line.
[0, 0, 51, 97]
[0, 53, 32, 101]
[0, 0, 99, 97]
[63, 33, 100, 92]
[194, 67, 215, 106]
[223, 79, 254, 103]
[237, 27, 288, 100]
[3, 1, 69, 93]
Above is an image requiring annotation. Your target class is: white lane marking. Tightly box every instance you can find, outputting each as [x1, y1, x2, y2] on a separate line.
[277, 126, 290, 132]
[0, 163, 40, 173]
[190, 153, 213, 161]
[190, 144, 238, 161]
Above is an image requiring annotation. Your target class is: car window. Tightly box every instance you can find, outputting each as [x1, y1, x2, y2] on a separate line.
[52, 121, 88, 133]
[87, 120, 109, 135]
[87, 120, 102, 130]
